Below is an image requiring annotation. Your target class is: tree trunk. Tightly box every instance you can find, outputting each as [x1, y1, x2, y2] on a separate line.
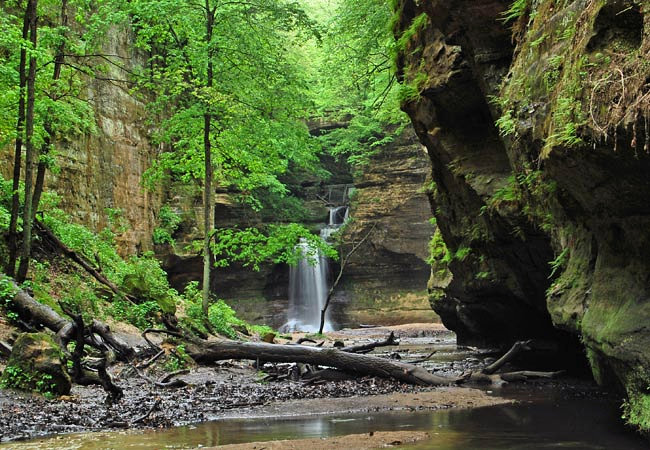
[32, 0, 68, 218]
[318, 224, 375, 333]
[1, 274, 134, 361]
[186, 339, 459, 386]
[201, 0, 215, 319]
[7, 0, 33, 277]
[16, 0, 39, 282]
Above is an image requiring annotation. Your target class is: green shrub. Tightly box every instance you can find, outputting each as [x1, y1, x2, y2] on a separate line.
[208, 300, 245, 339]
[107, 297, 162, 330]
[153, 205, 181, 245]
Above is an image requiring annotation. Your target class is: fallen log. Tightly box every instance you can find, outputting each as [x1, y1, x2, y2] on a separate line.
[1, 273, 134, 361]
[34, 221, 136, 303]
[340, 331, 398, 353]
[185, 338, 459, 386]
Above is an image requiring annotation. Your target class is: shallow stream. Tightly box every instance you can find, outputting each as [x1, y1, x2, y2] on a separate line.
[2, 328, 647, 449]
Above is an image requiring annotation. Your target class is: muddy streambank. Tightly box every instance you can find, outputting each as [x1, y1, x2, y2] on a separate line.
[0, 324, 484, 443]
[0, 323, 581, 445]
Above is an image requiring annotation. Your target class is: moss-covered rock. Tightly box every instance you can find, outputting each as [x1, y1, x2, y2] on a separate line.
[0, 332, 71, 396]
[393, 0, 650, 433]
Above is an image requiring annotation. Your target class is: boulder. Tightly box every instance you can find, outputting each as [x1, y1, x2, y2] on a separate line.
[0, 332, 71, 396]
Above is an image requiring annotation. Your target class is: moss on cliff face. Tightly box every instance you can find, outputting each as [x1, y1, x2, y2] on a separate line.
[394, 0, 650, 432]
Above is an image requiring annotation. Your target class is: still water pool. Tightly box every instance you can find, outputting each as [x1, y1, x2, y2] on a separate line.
[6, 383, 646, 449]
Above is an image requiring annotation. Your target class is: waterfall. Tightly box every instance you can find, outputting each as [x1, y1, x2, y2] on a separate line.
[284, 203, 349, 332]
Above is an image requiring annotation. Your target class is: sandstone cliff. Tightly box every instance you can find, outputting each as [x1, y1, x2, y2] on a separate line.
[335, 127, 437, 325]
[1, 29, 161, 256]
[394, 0, 650, 431]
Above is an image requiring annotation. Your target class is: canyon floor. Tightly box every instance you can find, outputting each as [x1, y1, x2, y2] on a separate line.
[0, 323, 514, 445]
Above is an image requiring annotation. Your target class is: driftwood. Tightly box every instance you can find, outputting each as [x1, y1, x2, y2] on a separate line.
[340, 331, 398, 353]
[132, 364, 188, 388]
[0, 340, 12, 357]
[185, 338, 458, 386]
[482, 340, 531, 374]
[464, 340, 564, 384]
[137, 349, 165, 369]
[59, 306, 123, 404]
[405, 351, 437, 364]
[2, 274, 134, 361]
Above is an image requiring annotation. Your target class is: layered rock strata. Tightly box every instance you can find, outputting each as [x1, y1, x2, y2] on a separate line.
[394, 0, 650, 430]
[335, 127, 437, 325]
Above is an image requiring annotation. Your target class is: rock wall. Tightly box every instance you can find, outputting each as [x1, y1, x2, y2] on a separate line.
[334, 127, 437, 326]
[1, 28, 161, 255]
[394, 0, 650, 431]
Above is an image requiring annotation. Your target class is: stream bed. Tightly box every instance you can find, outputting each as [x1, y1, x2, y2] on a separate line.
[6, 382, 647, 449]
[1, 326, 647, 449]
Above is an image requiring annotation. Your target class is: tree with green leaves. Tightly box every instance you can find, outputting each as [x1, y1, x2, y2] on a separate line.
[1, 0, 127, 280]
[307, 0, 408, 170]
[130, 0, 326, 319]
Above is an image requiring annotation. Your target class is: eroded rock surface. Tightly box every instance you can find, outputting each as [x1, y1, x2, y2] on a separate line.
[336, 127, 436, 325]
[394, 0, 650, 430]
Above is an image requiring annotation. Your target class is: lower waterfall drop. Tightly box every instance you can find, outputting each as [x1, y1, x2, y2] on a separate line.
[284, 205, 348, 332]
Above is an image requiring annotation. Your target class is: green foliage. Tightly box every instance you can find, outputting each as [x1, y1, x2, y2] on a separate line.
[119, 253, 178, 314]
[313, 0, 409, 168]
[211, 224, 337, 271]
[548, 247, 569, 279]
[496, 110, 516, 136]
[621, 369, 650, 433]
[208, 300, 245, 339]
[0, 0, 100, 174]
[455, 246, 471, 261]
[545, 96, 584, 150]
[500, 0, 529, 23]
[395, 13, 428, 52]
[484, 175, 521, 214]
[107, 298, 162, 330]
[0, 365, 56, 398]
[180, 282, 272, 339]
[164, 344, 193, 372]
[0, 275, 19, 323]
[133, 0, 322, 208]
[319, 114, 405, 171]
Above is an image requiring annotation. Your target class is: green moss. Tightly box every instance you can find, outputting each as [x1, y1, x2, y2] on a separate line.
[0, 333, 71, 397]
[622, 368, 650, 433]
[427, 229, 451, 277]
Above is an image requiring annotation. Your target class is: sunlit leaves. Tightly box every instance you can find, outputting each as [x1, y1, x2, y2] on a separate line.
[211, 223, 337, 271]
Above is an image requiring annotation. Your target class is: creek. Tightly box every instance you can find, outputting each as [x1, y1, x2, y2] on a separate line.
[2, 328, 646, 449]
[6, 382, 645, 449]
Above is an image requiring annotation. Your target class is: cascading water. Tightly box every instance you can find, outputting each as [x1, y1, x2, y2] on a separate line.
[284, 195, 350, 332]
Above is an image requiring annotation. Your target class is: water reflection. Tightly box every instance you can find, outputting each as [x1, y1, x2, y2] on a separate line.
[6, 392, 646, 449]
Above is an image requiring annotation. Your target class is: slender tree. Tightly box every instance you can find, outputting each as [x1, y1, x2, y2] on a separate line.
[7, 0, 32, 277]
[133, 0, 322, 320]
[16, 0, 38, 282]
[31, 0, 68, 218]
[201, 0, 216, 318]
